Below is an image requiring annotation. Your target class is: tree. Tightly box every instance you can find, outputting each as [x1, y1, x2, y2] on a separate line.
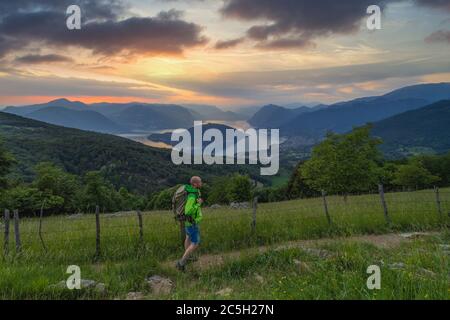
[33, 162, 80, 212]
[227, 174, 253, 202]
[0, 137, 15, 189]
[392, 160, 440, 189]
[286, 162, 317, 199]
[301, 126, 382, 197]
[82, 171, 115, 212]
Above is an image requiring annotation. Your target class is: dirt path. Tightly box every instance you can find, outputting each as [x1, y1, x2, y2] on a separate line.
[163, 232, 436, 271]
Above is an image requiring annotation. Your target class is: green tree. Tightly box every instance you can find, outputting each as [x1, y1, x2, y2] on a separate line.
[392, 160, 440, 189]
[33, 162, 80, 212]
[82, 171, 116, 212]
[301, 126, 382, 197]
[227, 174, 253, 202]
[286, 162, 318, 199]
[0, 137, 15, 189]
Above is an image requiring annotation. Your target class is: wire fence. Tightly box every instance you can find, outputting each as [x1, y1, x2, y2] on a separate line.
[1, 185, 450, 259]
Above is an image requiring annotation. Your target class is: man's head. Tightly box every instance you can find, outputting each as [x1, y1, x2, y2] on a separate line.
[190, 176, 202, 189]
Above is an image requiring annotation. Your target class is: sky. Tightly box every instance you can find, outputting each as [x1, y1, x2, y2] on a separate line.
[0, 0, 450, 108]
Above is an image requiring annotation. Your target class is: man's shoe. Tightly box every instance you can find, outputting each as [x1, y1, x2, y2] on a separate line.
[176, 260, 186, 272]
[188, 255, 199, 262]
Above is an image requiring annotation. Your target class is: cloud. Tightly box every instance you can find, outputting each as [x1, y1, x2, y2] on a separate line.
[0, 0, 126, 20]
[0, 2, 208, 58]
[425, 30, 450, 44]
[414, 0, 450, 11]
[215, 37, 245, 49]
[14, 54, 73, 64]
[220, 0, 393, 49]
[255, 37, 316, 50]
[161, 57, 450, 103]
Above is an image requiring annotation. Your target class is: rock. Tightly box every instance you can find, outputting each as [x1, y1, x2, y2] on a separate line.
[388, 262, 406, 270]
[66, 213, 84, 219]
[254, 274, 264, 284]
[229, 202, 250, 210]
[417, 268, 436, 277]
[49, 281, 67, 289]
[210, 204, 222, 209]
[48, 279, 106, 293]
[94, 283, 107, 295]
[400, 232, 430, 239]
[147, 275, 173, 295]
[293, 259, 311, 273]
[303, 248, 334, 259]
[216, 288, 233, 297]
[126, 292, 145, 300]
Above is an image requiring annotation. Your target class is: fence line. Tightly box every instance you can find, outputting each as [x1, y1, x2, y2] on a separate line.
[1, 185, 449, 259]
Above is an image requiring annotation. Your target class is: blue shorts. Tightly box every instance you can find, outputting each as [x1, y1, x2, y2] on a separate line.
[185, 225, 200, 245]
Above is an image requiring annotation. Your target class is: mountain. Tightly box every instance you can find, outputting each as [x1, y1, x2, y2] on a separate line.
[27, 107, 125, 133]
[109, 104, 195, 131]
[5, 100, 197, 133]
[183, 104, 245, 121]
[148, 123, 235, 146]
[248, 104, 315, 128]
[372, 100, 450, 157]
[0, 112, 265, 193]
[282, 83, 450, 139]
[228, 106, 263, 119]
[4, 98, 87, 116]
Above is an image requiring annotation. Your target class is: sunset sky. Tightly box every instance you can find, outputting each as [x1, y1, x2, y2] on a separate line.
[0, 0, 450, 107]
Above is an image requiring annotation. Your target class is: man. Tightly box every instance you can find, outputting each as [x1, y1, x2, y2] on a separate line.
[176, 176, 203, 271]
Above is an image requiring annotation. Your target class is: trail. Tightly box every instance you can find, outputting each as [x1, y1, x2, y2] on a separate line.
[163, 231, 437, 271]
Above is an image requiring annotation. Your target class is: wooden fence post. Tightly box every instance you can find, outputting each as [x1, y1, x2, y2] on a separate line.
[3, 209, 10, 256]
[378, 184, 391, 225]
[434, 186, 443, 219]
[13, 210, 21, 253]
[321, 191, 332, 226]
[137, 210, 144, 244]
[95, 205, 101, 258]
[251, 197, 258, 233]
[39, 201, 47, 252]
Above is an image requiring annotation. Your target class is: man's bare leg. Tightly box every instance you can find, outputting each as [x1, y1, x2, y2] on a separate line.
[184, 235, 191, 251]
[180, 243, 199, 265]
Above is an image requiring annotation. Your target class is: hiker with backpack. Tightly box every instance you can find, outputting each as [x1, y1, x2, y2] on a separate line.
[174, 176, 203, 271]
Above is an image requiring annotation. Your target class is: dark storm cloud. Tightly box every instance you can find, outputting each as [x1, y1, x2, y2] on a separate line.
[0, 1, 207, 58]
[0, 0, 126, 20]
[220, 0, 393, 48]
[414, 0, 450, 11]
[14, 54, 73, 64]
[426, 30, 450, 43]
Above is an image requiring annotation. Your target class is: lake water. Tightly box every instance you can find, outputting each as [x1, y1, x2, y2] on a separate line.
[118, 120, 253, 150]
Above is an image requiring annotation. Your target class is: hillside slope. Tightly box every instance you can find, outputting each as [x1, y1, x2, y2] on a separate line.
[27, 107, 125, 133]
[282, 83, 450, 139]
[372, 100, 450, 157]
[0, 112, 261, 193]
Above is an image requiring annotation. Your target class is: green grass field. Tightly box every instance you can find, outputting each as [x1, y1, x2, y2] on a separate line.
[1, 189, 449, 300]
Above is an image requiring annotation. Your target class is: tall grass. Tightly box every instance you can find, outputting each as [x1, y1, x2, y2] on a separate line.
[0, 188, 448, 299]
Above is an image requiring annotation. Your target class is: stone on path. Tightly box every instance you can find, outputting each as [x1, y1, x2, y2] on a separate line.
[147, 275, 174, 295]
[216, 287, 233, 297]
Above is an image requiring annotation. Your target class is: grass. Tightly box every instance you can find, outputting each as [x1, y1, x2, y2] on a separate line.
[0, 188, 449, 299]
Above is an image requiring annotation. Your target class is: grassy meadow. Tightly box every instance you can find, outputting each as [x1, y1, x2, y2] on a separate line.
[0, 189, 449, 300]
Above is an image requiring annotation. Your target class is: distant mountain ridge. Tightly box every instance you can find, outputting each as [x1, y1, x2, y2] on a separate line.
[372, 100, 450, 157]
[27, 107, 125, 133]
[248, 104, 320, 128]
[281, 83, 450, 139]
[4, 100, 198, 133]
